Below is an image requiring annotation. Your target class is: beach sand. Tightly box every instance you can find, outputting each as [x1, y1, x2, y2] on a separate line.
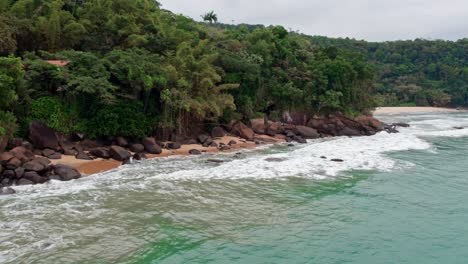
[373, 107, 459, 115]
[52, 135, 284, 176]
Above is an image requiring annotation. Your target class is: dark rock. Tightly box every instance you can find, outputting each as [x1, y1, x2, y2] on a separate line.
[49, 175, 61, 181]
[267, 122, 284, 136]
[63, 148, 77, 156]
[251, 118, 267, 134]
[109, 146, 131, 161]
[207, 159, 225, 163]
[197, 135, 210, 144]
[8, 138, 24, 149]
[209, 142, 218, 148]
[3, 170, 15, 179]
[293, 136, 307, 144]
[331, 159, 344, 162]
[80, 139, 102, 150]
[453, 127, 464, 130]
[383, 124, 399, 134]
[68, 132, 85, 142]
[10, 146, 35, 163]
[75, 152, 93, 160]
[90, 148, 110, 159]
[142, 137, 162, 154]
[294, 126, 320, 139]
[47, 153, 62, 160]
[211, 127, 226, 138]
[392, 122, 410, 128]
[231, 122, 255, 141]
[129, 143, 145, 153]
[22, 141, 34, 151]
[42, 148, 55, 157]
[189, 149, 202, 155]
[34, 156, 51, 167]
[338, 127, 362, 137]
[220, 145, 231, 151]
[185, 139, 198, 145]
[0, 152, 14, 165]
[0, 187, 16, 195]
[122, 158, 132, 165]
[23, 171, 48, 184]
[53, 164, 81, 181]
[14, 167, 25, 178]
[33, 149, 43, 156]
[288, 143, 295, 147]
[167, 142, 181, 150]
[133, 153, 147, 160]
[5, 158, 22, 170]
[29, 121, 59, 150]
[285, 130, 296, 138]
[228, 140, 237, 146]
[320, 156, 327, 159]
[23, 160, 47, 172]
[0, 178, 10, 186]
[17, 178, 34, 185]
[116, 137, 129, 147]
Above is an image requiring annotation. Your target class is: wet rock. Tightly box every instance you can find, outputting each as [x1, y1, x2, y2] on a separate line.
[80, 139, 102, 150]
[133, 153, 147, 160]
[209, 142, 218, 148]
[115, 137, 129, 147]
[90, 148, 110, 159]
[211, 127, 226, 138]
[294, 126, 320, 139]
[63, 148, 77, 156]
[331, 159, 344, 162]
[184, 139, 198, 145]
[453, 127, 464, 130]
[0, 187, 16, 195]
[122, 158, 133, 165]
[129, 144, 145, 153]
[29, 121, 59, 150]
[320, 156, 327, 159]
[207, 159, 225, 164]
[142, 137, 162, 154]
[0, 152, 14, 165]
[23, 171, 48, 184]
[220, 145, 231, 151]
[53, 164, 81, 181]
[34, 156, 51, 167]
[293, 136, 307, 144]
[338, 127, 362, 137]
[17, 178, 34, 185]
[109, 146, 131, 161]
[75, 151, 93, 160]
[288, 144, 295, 147]
[392, 122, 410, 128]
[231, 122, 255, 141]
[189, 149, 202, 155]
[167, 142, 181, 150]
[228, 140, 237, 146]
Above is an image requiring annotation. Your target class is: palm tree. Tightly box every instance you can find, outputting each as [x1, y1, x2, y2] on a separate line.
[201, 11, 218, 24]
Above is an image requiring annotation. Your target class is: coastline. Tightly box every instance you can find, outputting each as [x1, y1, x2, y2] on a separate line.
[52, 135, 285, 176]
[374, 106, 459, 115]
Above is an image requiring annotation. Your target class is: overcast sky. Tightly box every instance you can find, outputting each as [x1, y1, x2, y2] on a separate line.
[159, 0, 467, 41]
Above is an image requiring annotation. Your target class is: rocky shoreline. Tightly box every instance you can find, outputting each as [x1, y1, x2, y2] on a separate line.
[0, 114, 405, 195]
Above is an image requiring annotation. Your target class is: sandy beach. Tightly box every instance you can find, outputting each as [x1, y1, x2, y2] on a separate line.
[51, 135, 284, 176]
[373, 107, 460, 115]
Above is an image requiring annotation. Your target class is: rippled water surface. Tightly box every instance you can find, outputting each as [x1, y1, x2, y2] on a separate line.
[2, 111, 468, 264]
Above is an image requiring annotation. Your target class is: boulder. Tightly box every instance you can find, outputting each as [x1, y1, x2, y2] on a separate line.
[8, 138, 23, 149]
[80, 139, 102, 150]
[129, 144, 145, 153]
[3, 170, 15, 179]
[184, 139, 198, 145]
[251, 118, 267, 134]
[0, 152, 14, 165]
[293, 136, 307, 144]
[5, 158, 22, 170]
[42, 148, 56, 157]
[338, 127, 362, 137]
[76, 152, 93, 160]
[142, 137, 162, 154]
[17, 178, 34, 185]
[266, 122, 284, 136]
[197, 135, 210, 144]
[294, 126, 319, 139]
[90, 148, 110, 159]
[354, 116, 383, 130]
[228, 140, 237, 146]
[63, 148, 77, 156]
[211, 127, 226, 138]
[189, 149, 202, 155]
[48, 153, 62, 160]
[53, 164, 81, 181]
[0, 187, 16, 195]
[10, 146, 35, 163]
[23, 160, 46, 172]
[23, 171, 48, 184]
[116, 137, 129, 147]
[29, 121, 59, 150]
[15, 167, 25, 179]
[34, 156, 51, 167]
[231, 122, 254, 141]
[133, 153, 147, 160]
[220, 145, 231, 151]
[392, 122, 410, 128]
[109, 146, 131, 161]
[167, 142, 181, 150]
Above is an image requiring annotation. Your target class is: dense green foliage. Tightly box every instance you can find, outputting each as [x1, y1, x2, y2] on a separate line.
[308, 37, 468, 106]
[0, 0, 386, 141]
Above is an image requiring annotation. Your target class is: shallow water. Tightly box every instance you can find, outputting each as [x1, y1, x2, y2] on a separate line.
[1, 111, 468, 264]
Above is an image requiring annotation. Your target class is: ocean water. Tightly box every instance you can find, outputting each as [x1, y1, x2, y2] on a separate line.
[1, 111, 468, 264]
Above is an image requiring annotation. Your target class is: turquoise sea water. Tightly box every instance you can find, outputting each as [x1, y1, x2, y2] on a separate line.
[1, 111, 468, 263]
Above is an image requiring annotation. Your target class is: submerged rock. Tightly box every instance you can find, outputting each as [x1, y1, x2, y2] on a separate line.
[0, 187, 16, 195]
[331, 159, 344, 162]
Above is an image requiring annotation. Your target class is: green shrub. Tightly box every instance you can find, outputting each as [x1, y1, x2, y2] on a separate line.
[86, 101, 153, 139]
[28, 96, 79, 135]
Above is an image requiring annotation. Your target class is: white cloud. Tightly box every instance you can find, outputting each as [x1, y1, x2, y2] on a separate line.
[159, 0, 468, 41]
